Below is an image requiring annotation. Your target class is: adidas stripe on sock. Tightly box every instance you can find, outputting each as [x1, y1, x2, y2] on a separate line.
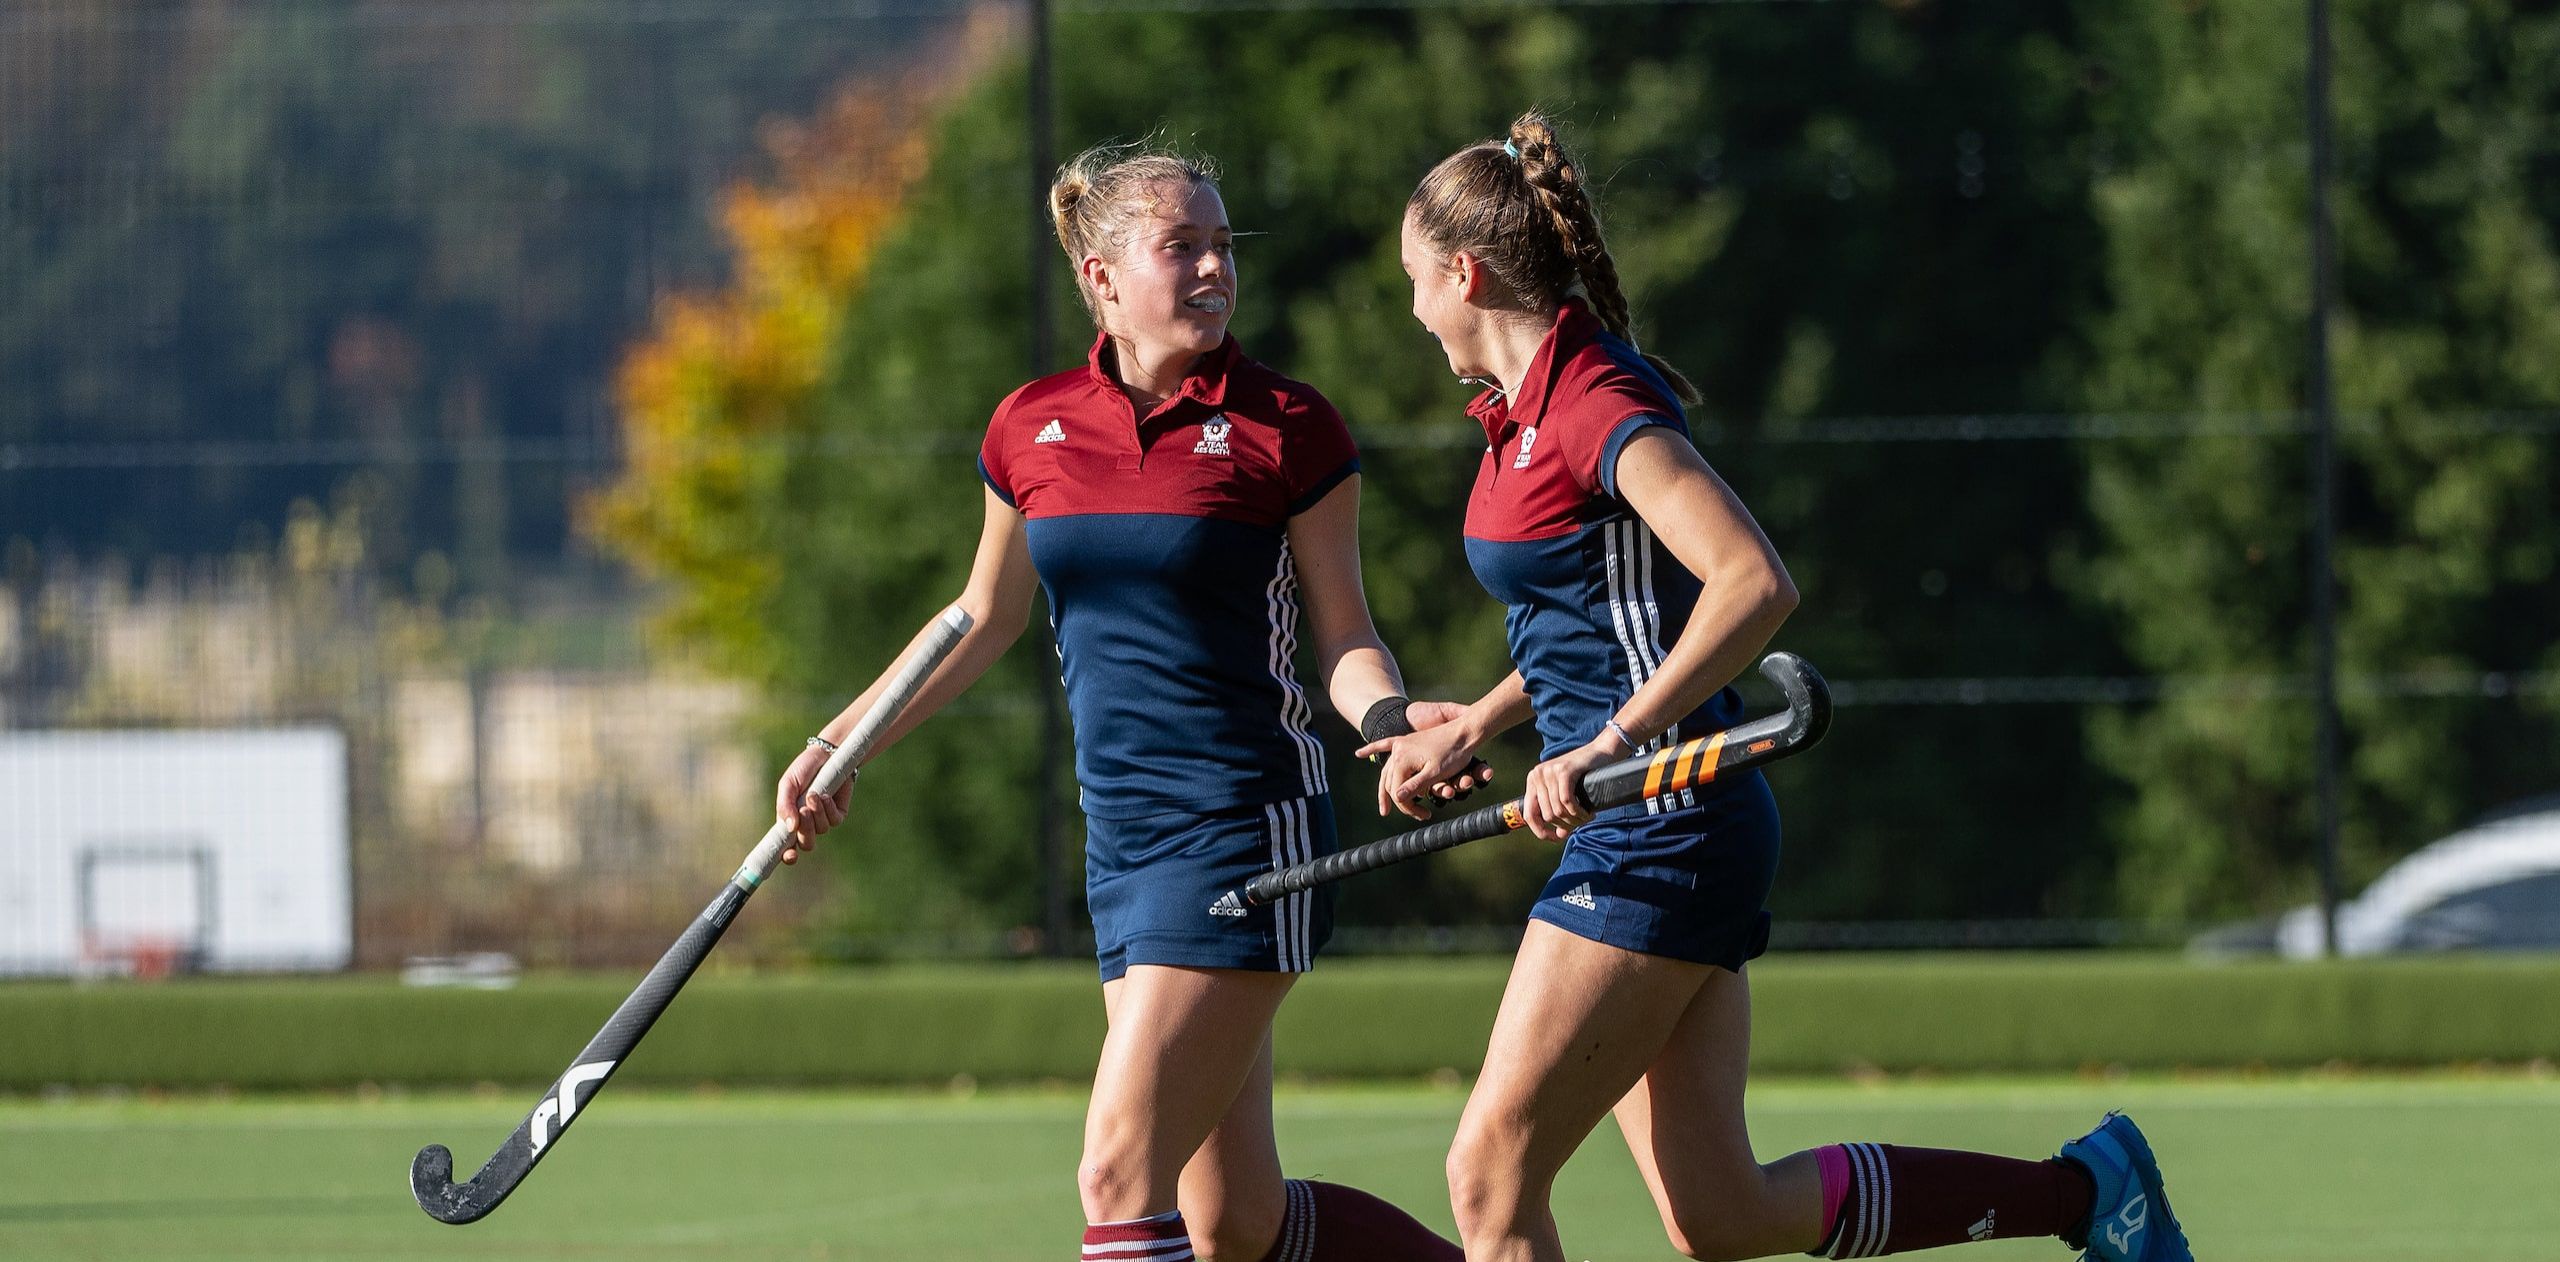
[1817, 1142, 1896, 1258]
[1810, 1142, 2094, 1258]
[1084, 1209, 1195, 1261]
[1251, 1177, 1467, 1262]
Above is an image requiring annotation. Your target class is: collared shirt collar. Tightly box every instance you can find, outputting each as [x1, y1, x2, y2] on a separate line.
[1087, 331, 1240, 411]
[1469, 298, 1601, 444]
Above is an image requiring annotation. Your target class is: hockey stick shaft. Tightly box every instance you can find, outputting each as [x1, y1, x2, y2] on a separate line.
[1222, 653, 1830, 910]
[410, 605, 974, 1225]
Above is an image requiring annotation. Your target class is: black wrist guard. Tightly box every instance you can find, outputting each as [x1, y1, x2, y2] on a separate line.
[1360, 695, 1414, 743]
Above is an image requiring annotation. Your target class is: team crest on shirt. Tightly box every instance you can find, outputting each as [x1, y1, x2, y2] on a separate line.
[1194, 415, 1233, 456]
[1512, 425, 1539, 468]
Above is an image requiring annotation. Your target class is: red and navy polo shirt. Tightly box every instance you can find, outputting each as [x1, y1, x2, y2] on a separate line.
[1461, 301, 1745, 809]
[979, 333, 1360, 819]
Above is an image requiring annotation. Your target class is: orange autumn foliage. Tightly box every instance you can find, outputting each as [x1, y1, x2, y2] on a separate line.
[586, 16, 1006, 668]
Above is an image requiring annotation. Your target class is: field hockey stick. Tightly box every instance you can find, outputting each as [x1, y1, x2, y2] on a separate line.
[409, 605, 974, 1225]
[1211, 652, 1829, 913]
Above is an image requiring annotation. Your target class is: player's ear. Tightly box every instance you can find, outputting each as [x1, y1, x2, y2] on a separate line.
[1450, 250, 1487, 304]
[1081, 253, 1115, 303]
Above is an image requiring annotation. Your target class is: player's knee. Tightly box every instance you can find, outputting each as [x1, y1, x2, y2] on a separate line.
[1074, 1148, 1152, 1221]
[1444, 1121, 1530, 1238]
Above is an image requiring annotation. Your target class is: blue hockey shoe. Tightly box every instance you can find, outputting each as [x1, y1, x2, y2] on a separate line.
[2058, 1112, 2191, 1262]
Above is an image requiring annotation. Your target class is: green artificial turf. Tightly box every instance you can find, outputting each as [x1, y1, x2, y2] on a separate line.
[3, 1074, 2553, 1260]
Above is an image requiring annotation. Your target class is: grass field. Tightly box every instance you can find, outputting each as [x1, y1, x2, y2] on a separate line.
[4, 1075, 2554, 1260]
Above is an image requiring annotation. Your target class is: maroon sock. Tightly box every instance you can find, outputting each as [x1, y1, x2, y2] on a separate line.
[1811, 1144, 2096, 1258]
[1256, 1178, 1463, 1262]
[1085, 1209, 1196, 1262]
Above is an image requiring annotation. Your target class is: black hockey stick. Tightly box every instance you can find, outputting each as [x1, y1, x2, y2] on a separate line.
[1210, 652, 1830, 913]
[409, 606, 974, 1225]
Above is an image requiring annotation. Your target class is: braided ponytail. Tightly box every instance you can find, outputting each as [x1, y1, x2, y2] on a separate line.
[1408, 112, 1700, 405]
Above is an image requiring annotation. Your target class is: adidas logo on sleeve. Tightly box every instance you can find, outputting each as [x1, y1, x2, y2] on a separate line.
[1034, 419, 1066, 444]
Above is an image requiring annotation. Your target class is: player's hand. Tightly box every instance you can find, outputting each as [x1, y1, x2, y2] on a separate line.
[774, 744, 854, 863]
[1392, 700, 1495, 813]
[1356, 720, 1494, 822]
[1520, 740, 1611, 842]
[1403, 699, 1474, 732]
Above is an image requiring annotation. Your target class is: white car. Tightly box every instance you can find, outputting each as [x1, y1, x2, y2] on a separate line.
[2274, 798, 2560, 958]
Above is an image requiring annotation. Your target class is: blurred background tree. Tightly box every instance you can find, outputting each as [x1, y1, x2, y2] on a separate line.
[6, 0, 2556, 953]
[723, 1, 2138, 933]
[2074, 0, 2560, 921]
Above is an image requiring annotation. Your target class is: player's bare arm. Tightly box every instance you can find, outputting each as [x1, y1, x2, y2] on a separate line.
[1520, 430, 1797, 839]
[776, 487, 1039, 859]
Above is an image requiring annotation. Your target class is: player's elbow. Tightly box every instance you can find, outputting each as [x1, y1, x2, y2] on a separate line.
[957, 588, 1036, 648]
[1764, 566, 1800, 620]
[1740, 558, 1797, 626]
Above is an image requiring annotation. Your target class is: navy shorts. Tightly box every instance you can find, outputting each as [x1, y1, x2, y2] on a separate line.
[1530, 770, 1781, 971]
[1086, 794, 1337, 982]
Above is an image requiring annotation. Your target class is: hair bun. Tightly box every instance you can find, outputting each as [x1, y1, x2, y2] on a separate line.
[1508, 114, 1560, 160]
[1507, 113, 1577, 196]
[1051, 172, 1087, 220]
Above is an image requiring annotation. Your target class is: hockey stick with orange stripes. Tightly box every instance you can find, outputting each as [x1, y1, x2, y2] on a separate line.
[1210, 652, 1829, 914]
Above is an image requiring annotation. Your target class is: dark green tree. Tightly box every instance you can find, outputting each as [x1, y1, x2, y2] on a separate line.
[767, 3, 2125, 935]
[2075, 0, 2560, 920]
